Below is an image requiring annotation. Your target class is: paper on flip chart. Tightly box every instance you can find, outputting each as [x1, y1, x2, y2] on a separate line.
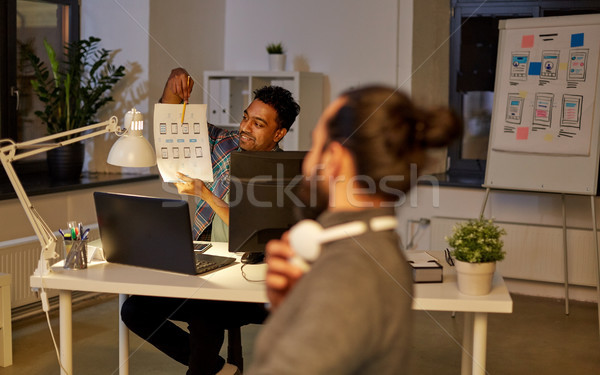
[153, 103, 214, 182]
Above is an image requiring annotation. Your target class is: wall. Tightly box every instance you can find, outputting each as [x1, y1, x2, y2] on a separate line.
[398, 184, 599, 301]
[0, 178, 182, 308]
[148, 0, 225, 110]
[79, 0, 225, 174]
[81, 0, 151, 174]
[224, 0, 402, 102]
[411, 0, 450, 174]
[411, 0, 449, 108]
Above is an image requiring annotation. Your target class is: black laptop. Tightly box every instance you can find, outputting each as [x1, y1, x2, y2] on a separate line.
[93, 192, 234, 275]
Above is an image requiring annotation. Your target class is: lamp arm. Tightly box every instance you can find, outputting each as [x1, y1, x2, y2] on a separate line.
[0, 116, 120, 275]
[0, 151, 57, 276]
[6, 116, 119, 162]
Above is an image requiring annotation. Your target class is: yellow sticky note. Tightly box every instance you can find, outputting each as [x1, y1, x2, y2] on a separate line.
[559, 62, 568, 70]
[544, 133, 553, 142]
[519, 91, 528, 98]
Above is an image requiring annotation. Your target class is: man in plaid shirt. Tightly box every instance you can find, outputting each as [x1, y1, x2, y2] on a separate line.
[165, 68, 300, 242]
[121, 67, 300, 375]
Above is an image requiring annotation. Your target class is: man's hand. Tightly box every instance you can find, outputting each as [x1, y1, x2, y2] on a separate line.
[175, 172, 208, 199]
[265, 233, 305, 311]
[161, 68, 194, 104]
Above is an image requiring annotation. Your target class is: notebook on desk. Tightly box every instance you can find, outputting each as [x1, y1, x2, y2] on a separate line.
[93, 192, 235, 275]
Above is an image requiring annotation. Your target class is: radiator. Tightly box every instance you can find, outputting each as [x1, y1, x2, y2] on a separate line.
[430, 216, 598, 287]
[0, 237, 46, 308]
[0, 227, 100, 309]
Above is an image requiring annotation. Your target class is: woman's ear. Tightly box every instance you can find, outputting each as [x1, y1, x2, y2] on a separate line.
[322, 141, 346, 177]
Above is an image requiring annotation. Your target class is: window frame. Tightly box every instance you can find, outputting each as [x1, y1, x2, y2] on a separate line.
[1, 0, 80, 141]
[0, 0, 17, 140]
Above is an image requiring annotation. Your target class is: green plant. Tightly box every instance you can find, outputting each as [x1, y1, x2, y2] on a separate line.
[266, 42, 285, 54]
[445, 218, 507, 263]
[20, 36, 125, 137]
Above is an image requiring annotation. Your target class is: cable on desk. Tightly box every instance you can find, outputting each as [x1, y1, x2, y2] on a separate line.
[240, 263, 266, 283]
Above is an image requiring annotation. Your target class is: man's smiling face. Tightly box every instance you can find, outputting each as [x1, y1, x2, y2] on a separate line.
[238, 99, 287, 151]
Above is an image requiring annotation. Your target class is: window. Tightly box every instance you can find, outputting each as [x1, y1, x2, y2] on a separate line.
[447, 0, 600, 178]
[0, 0, 79, 144]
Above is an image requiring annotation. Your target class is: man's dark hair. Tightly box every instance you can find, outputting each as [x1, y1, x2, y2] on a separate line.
[253, 86, 301, 131]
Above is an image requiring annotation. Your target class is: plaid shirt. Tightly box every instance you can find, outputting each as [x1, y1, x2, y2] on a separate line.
[193, 125, 282, 240]
[192, 124, 240, 240]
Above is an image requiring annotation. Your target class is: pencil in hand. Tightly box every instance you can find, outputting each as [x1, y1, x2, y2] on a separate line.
[181, 75, 190, 123]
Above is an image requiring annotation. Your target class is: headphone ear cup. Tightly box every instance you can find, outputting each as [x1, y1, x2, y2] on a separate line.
[289, 220, 324, 262]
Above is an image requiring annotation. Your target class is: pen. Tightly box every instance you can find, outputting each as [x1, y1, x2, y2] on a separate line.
[181, 75, 190, 124]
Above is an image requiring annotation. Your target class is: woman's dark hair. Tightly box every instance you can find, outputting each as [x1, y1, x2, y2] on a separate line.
[326, 85, 461, 198]
[253, 86, 301, 131]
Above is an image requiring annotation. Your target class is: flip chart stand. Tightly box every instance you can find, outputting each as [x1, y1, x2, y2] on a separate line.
[479, 187, 600, 334]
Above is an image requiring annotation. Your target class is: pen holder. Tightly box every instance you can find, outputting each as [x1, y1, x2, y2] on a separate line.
[63, 239, 88, 270]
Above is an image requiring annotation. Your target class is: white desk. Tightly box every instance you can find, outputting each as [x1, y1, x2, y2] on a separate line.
[31, 246, 512, 375]
[30, 241, 266, 375]
[412, 251, 513, 375]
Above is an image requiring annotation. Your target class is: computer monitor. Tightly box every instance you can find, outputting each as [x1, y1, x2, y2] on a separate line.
[228, 151, 306, 254]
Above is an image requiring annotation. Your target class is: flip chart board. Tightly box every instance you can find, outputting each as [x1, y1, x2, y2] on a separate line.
[484, 14, 600, 195]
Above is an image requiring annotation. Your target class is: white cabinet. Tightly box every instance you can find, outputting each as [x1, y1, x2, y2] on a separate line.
[203, 71, 323, 151]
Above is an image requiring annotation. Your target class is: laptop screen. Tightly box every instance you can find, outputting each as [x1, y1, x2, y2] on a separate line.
[93, 192, 198, 274]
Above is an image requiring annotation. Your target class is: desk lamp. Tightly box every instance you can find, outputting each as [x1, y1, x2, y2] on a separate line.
[0, 108, 156, 276]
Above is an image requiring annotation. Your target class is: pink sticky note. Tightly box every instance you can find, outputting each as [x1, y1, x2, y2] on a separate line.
[516, 127, 529, 140]
[521, 35, 534, 48]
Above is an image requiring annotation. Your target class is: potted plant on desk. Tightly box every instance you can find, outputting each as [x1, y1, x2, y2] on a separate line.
[20, 36, 125, 181]
[266, 42, 286, 71]
[445, 218, 507, 296]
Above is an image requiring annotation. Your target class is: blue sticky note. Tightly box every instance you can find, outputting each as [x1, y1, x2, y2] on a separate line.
[571, 33, 584, 47]
[528, 62, 541, 75]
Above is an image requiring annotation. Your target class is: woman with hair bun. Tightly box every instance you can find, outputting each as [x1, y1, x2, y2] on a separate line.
[247, 85, 460, 375]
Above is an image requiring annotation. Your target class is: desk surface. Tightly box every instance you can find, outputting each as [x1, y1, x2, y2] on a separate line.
[30, 242, 269, 303]
[31, 247, 512, 313]
[411, 251, 513, 314]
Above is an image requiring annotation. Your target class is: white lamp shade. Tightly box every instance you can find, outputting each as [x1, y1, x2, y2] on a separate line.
[107, 135, 156, 167]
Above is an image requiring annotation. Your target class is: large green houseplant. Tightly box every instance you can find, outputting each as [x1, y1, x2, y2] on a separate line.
[20, 36, 125, 180]
[445, 218, 507, 295]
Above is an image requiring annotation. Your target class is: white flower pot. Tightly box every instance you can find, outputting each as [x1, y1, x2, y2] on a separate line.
[454, 260, 496, 296]
[268, 54, 286, 71]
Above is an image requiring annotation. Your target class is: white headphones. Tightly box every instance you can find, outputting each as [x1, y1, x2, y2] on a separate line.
[289, 215, 398, 271]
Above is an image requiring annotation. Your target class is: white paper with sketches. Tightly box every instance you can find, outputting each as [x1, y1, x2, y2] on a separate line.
[153, 103, 213, 182]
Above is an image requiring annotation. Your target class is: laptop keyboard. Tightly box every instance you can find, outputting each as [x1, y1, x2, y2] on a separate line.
[195, 253, 236, 275]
